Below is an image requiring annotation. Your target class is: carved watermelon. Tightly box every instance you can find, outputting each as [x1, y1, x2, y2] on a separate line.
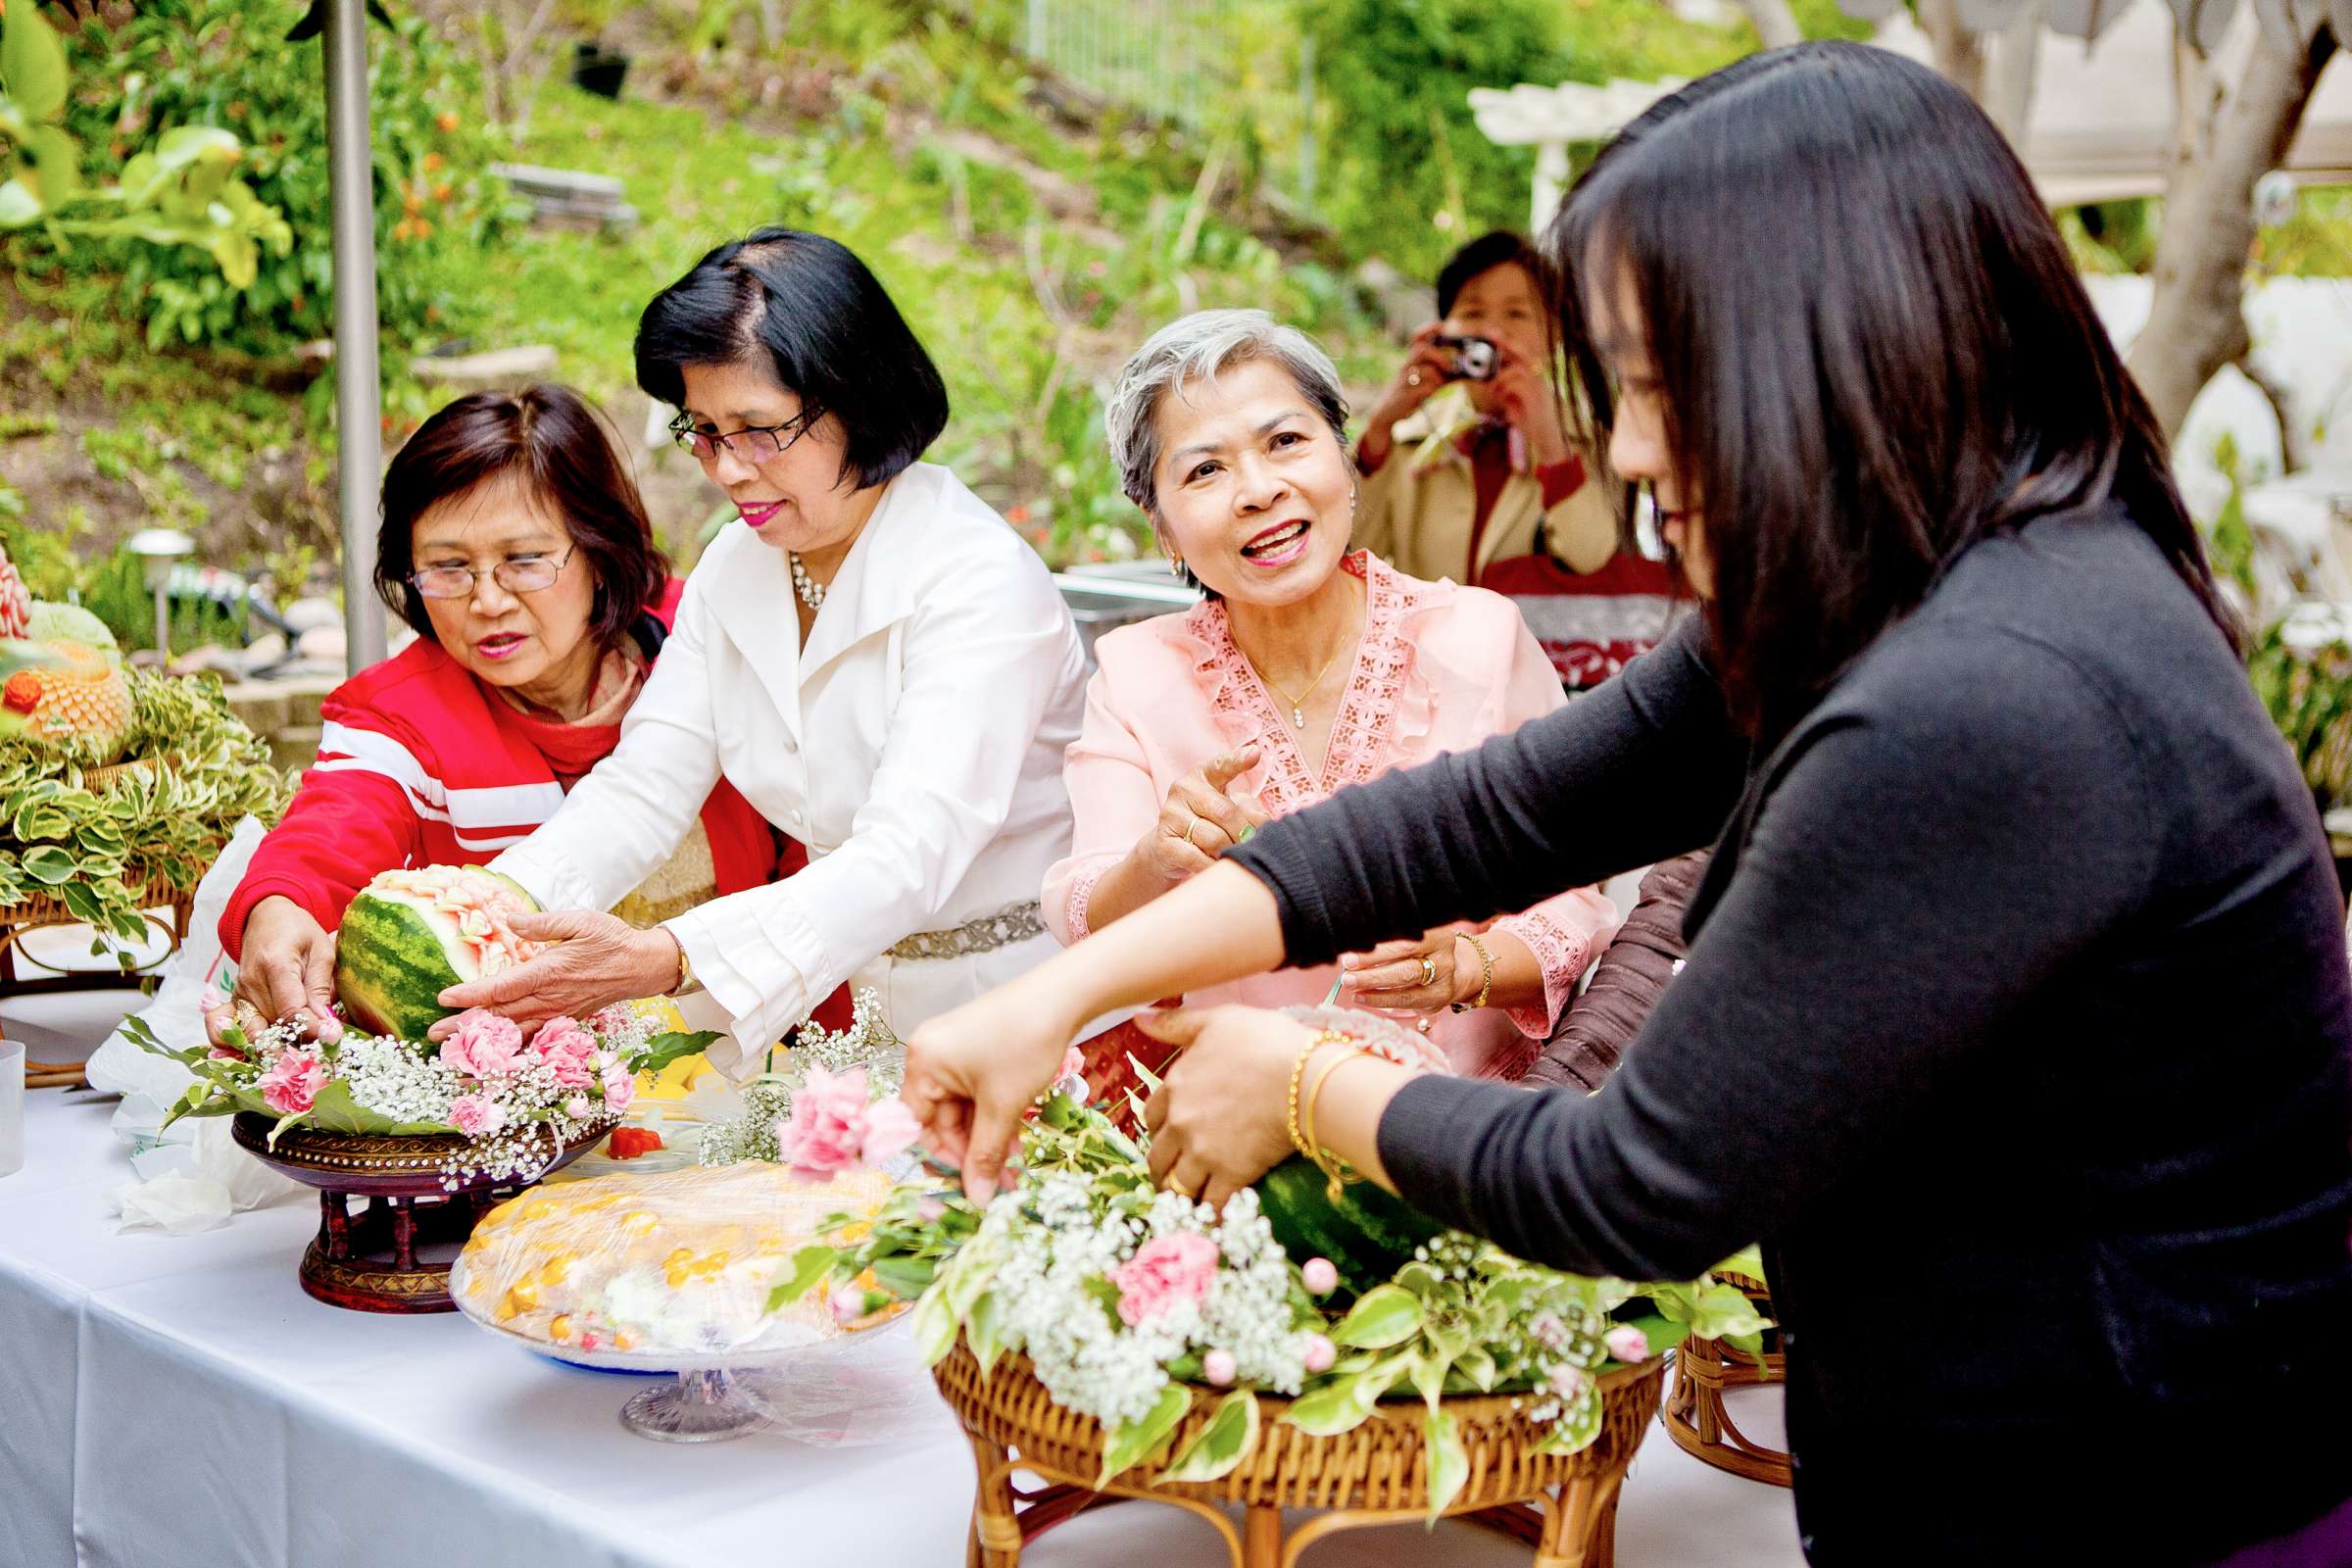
[335, 865, 543, 1043]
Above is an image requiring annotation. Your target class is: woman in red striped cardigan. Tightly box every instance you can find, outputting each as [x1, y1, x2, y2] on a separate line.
[208, 385, 830, 1047]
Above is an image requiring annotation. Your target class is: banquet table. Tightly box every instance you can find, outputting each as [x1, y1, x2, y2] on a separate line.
[1, 1088, 1807, 1568]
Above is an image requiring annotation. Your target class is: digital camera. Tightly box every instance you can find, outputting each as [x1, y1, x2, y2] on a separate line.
[1435, 333, 1498, 382]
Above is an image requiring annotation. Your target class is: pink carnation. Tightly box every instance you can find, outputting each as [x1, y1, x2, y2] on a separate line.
[439, 1008, 522, 1080]
[258, 1050, 323, 1115]
[858, 1096, 922, 1167]
[1302, 1333, 1337, 1374]
[773, 1065, 920, 1184]
[528, 1016, 600, 1089]
[1107, 1232, 1219, 1327]
[449, 1094, 506, 1137]
[600, 1060, 636, 1116]
[1604, 1325, 1652, 1364]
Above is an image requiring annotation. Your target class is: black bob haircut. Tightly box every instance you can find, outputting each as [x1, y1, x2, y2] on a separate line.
[635, 227, 950, 491]
[1436, 229, 1549, 319]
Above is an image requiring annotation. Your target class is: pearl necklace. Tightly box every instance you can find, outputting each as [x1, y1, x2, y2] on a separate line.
[789, 552, 826, 611]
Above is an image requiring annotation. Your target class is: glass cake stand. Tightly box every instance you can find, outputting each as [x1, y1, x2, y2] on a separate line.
[452, 1252, 919, 1443]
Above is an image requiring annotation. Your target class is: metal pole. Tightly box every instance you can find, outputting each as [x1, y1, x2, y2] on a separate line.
[1298, 32, 1316, 210]
[324, 0, 387, 675]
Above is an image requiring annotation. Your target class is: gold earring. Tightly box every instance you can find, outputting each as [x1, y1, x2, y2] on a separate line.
[1169, 556, 1187, 579]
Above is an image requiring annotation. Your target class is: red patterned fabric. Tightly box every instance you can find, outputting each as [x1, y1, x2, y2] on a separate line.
[1481, 549, 1683, 692]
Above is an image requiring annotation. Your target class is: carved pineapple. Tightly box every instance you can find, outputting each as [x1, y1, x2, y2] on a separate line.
[0, 639, 134, 755]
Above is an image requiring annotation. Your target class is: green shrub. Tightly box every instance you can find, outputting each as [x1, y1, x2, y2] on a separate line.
[55, 0, 516, 352]
[2249, 612, 2352, 815]
[1299, 0, 1572, 279]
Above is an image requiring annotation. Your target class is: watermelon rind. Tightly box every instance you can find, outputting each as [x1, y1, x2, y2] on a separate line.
[1253, 1155, 1446, 1301]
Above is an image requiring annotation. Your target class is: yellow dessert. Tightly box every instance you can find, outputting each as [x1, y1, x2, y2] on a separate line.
[454, 1161, 898, 1357]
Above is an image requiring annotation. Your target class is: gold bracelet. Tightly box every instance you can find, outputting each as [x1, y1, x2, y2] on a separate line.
[666, 933, 702, 998]
[1449, 931, 1494, 1013]
[1286, 1028, 1351, 1161]
[1299, 1043, 1367, 1201]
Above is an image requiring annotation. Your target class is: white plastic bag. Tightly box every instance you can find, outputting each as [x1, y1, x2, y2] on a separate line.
[84, 817, 304, 1226]
[84, 814, 269, 1130]
[106, 1118, 306, 1235]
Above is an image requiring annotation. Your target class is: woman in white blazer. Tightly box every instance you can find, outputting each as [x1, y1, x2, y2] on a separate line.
[433, 229, 1086, 1064]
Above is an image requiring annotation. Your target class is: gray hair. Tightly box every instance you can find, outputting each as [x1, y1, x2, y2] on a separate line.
[1103, 309, 1350, 518]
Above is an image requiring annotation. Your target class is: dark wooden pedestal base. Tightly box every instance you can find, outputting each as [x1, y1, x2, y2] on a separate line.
[299, 1190, 499, 1313]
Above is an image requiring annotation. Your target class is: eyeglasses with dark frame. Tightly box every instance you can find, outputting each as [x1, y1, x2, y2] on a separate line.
[409, 543, 578, 601]
[667, 408, 821, 462]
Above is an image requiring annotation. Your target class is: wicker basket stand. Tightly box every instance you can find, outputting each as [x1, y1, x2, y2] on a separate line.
[932, 1343, 1668, 1568]
[0, 868, 196, 1088]
[1658, 1271, 1791, 1488]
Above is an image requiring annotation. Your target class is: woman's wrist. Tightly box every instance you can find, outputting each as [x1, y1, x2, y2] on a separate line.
[1085, 845, 1175, 931]
[643, 927, 687, 998]
[1450, 932, 1493, 1009]
[1308, 1051, 1407, 1192]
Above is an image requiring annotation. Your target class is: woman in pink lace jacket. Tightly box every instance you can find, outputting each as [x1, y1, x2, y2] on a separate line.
[1044, 310, 1620, 1084]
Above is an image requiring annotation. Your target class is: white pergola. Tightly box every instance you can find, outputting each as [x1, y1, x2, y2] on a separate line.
[1470, 0, 2352, 230]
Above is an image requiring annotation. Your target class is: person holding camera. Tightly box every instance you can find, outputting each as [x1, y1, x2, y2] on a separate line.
[1352, 231, 1618, 591]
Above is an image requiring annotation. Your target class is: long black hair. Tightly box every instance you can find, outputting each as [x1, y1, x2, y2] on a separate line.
[1550, 43, 2233, 741]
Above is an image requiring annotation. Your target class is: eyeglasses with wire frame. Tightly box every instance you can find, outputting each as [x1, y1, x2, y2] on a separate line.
[667, 408, 821, 462]
[408, 544, 577, 600]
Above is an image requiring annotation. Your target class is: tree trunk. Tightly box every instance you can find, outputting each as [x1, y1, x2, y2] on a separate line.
[1918, 0, 1988, 104]
[1742, 0, 1804, 51]
[1982, 0, 2043, 147]
[2127, 25, 2336, 441]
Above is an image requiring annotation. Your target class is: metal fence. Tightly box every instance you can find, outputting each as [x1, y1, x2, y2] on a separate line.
[1004, 0, 1321, 211]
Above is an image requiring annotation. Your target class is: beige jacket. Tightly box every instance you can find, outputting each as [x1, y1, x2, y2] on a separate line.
[1353, 389, 1619, 583]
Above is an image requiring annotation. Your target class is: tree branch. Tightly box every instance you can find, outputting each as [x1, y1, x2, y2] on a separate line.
[2127, 25, 2336, 440]
[1918, 0, 1987, 104]
[1741, 0, 1804, 52]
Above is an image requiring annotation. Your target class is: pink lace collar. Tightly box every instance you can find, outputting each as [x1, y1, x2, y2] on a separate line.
[1179, 552, 1432, 813]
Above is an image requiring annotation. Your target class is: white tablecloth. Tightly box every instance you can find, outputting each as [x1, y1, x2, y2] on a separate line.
[0, 1091, 1805, 1568]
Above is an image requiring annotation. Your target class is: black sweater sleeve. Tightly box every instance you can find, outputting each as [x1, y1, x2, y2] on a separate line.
[1369, 627, 2158, 1279]
[1225, 616, 1748, 966]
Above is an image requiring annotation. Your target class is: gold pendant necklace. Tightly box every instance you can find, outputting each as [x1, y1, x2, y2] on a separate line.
[1247, 639, 1351, 729]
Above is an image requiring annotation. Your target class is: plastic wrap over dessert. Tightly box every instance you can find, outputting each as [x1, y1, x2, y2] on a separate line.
[452, 1161, 902, 1359]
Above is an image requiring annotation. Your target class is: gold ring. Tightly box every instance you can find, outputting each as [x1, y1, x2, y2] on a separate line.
[1182, 809, 1201, 847]
[1419, 956, 1438, 986]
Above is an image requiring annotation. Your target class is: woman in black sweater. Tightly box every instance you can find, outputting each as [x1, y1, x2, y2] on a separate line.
[906, 45, 2352, 1565]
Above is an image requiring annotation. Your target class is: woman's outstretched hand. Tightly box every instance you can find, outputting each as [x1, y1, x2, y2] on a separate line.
[1136, 1005, 1321, 1210]
[901, 975, 1087, 1204]
[426, 909, 679, 1039]
[208, 896, 343, 1048]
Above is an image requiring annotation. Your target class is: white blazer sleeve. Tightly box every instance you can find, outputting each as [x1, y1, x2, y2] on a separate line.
[490, 578, 724, 916]
[661, 548, 1079, 1049]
